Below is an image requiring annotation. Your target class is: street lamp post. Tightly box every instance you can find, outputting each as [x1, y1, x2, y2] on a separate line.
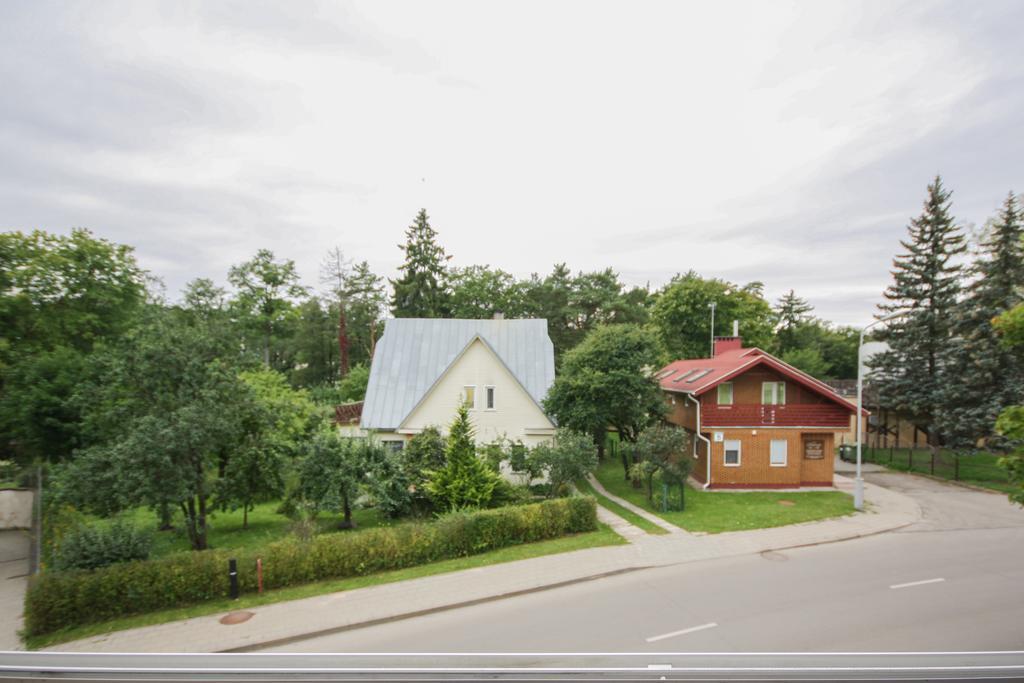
[855, 310, 907, 510]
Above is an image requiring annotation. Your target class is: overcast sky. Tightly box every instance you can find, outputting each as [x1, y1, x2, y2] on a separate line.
[2, 1, 1022, 326]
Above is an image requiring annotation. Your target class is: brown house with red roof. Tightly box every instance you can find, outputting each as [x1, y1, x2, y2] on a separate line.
[656, 335, 861, 489]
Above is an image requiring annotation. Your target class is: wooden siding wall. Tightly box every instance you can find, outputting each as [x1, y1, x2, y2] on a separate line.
[704, 428, 834, 488]
[701, 367, 830, 408]
[665, 394, 698, 431]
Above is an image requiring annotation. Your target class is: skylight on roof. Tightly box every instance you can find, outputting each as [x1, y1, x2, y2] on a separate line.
[686, 369, 713, 383]
[672, 369, 700, 382]
[659, 370, 677, 380]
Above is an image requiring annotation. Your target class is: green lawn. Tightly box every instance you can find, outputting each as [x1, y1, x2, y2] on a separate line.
[859, 447, 1013, 494]
[104, 502, 389, 559]
[574, 477, 668, 534]
[25, 523, 625, 650]
[593, 459, 855, 534]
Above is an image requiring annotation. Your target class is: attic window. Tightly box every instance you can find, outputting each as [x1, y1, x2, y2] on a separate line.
[686, 369, 713, 383]
[463, 385, 476, 409]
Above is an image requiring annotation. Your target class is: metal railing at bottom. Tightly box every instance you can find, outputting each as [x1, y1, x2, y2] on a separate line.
[1, 651, 1023, 681]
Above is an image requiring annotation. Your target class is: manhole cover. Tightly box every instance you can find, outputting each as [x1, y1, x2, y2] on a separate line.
[760, 550, 787, 562]
[778, 499, 795, 507]
[219, 610, 255, 625]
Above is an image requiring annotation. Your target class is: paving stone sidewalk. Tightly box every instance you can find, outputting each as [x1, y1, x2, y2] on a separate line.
[586, 474, 686, 534]
[43, 474, 919, 654]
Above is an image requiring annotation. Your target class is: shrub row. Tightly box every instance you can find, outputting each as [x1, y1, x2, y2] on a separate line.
[24, 496, 596, 637]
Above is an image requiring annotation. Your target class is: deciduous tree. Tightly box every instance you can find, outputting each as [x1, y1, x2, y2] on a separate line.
[543, 324, 665, 455]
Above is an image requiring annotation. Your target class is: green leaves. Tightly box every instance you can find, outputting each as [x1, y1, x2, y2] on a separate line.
[391, 209, 452, 318]
[529, 430, 598, 498]
[425, 404, 500, 512]
[544, 324, 665, 447]
[228, 249, 308, 367]
[650, 271, 776, 360]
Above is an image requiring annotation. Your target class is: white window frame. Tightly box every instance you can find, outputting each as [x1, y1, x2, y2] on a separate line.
[717, 382, 733, 406]
[723, 439, 741, 467]
[769, 439, 788, 467]
[762, 381, 786, 405]
[463, 385, 477, 410]
[485, 385, 496, 410]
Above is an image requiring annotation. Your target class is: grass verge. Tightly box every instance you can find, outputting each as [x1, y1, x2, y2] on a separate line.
[574, 476, 668, 535]
[24, 524, 624, 650]
[594, 459, 854, 534]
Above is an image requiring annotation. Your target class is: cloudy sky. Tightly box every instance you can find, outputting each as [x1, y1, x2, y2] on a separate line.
[2, 1, 1022, 326]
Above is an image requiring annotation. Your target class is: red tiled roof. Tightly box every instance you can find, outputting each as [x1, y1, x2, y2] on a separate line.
[654, 347, 860, 414]
[334, 401, 364, 425]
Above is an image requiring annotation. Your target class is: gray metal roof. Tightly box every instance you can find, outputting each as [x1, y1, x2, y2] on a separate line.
[360, 318, 555, 430]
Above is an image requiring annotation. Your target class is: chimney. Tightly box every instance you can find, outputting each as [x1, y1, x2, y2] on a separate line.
[732, 319, 739, 336]
[493, 311, 504, 320]
[713, 335, 742, 357]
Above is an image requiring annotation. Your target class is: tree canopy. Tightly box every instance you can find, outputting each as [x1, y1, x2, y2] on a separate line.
[650, 271, 776, 360]
[543, 324, 665, 452]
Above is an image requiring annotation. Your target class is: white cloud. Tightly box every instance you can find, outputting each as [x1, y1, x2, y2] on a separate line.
[2, 0, 1022, 327]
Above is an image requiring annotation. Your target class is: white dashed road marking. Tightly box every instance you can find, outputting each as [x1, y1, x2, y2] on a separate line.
[645, 622, 719, 643]
[890, 577, 946, 589]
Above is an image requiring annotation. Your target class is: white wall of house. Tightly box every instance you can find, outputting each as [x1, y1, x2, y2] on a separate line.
[399, 338, 555, 446]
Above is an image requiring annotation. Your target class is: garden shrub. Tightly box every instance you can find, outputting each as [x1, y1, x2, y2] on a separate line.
[23, 496, 597, 637]
[52, 519, 152, 571]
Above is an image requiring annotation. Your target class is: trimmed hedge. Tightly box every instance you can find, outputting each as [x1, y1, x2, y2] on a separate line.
[24, 496, 596, 637]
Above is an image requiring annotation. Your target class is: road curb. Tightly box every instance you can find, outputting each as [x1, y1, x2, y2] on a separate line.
[218, 565, 652, 653]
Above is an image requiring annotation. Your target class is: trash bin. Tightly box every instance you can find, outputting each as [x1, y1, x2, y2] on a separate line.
[839, 444, 854, 462]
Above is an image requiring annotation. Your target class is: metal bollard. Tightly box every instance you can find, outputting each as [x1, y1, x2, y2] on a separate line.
[228, 558, 239, 599]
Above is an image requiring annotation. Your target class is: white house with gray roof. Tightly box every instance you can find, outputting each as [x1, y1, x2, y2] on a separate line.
[360, 317, 557, 449]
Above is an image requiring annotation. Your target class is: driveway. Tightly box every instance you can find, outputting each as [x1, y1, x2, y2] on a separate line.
[863, 471, 1024, 532]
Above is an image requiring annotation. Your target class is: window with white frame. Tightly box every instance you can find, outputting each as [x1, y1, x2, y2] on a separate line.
[770, 439, 788, 466]
[762, 381, 786, 405]
[723, 439, 741, 466]
[385, 440, 405, 453]
[463, 385, 476, 409]
[717, 382, 733, 405]
[485, 386, 495, 410]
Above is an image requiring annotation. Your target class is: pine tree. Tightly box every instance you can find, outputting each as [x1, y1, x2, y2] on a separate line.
[870, 176, 967, 450]
[390, 209, 451, 318]
[775, 289, 814, 354]
[939, 192, 1024, 449]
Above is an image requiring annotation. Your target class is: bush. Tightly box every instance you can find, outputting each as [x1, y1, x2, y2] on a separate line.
[23, 497, 597, 637]
[52, 519, 152, 571]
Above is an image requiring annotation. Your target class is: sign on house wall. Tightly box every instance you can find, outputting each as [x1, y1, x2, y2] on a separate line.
[803, 438, 825, 460]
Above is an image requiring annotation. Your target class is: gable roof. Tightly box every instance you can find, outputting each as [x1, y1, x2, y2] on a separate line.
[655, 347, 859, 413]
[361, 318, 556, 430]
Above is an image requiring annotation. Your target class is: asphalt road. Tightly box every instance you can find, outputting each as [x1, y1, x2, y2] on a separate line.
[268, 472, 1024, 654]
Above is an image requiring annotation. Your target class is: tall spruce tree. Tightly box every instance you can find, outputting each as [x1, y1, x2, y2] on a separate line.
[869, 176, 967, 450]
[390, 209, 451, 318]
[939, 192, 1024, 449]
[775, 289, 814, 354]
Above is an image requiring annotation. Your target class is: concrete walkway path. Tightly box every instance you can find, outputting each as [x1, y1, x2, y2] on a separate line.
[45, 474, 919, 654]
[585, 473, 686, 534]
[0, 530, 31, 651]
